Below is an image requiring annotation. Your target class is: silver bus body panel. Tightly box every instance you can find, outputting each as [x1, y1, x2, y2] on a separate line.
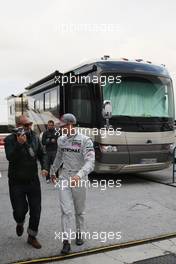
[94, 161, 171, 174]
[77, 128, 174, 173]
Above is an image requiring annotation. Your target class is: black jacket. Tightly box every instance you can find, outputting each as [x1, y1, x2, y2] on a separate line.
[4, 130, 47, 184]
[42, 129, 58, 152]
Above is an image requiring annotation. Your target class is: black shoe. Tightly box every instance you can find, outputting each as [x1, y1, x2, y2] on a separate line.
[16, 224, 24, 237]
[61, 240, 71, 254]
[76, 232, 84, 246]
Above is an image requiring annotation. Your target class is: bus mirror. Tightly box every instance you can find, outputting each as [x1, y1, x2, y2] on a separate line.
[102, 100, 112, 119]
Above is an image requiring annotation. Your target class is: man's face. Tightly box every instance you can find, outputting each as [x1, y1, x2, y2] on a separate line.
[22, 122, 32, 131]
[20, 118, 33, 131]
[61, 124, 75, 135]
[48, 122, 54, 130]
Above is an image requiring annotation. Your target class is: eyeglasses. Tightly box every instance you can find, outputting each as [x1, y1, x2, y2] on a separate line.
[23, 122, 33, 127]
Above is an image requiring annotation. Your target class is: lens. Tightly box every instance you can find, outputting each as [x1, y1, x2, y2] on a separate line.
[24, 122, 32, 127]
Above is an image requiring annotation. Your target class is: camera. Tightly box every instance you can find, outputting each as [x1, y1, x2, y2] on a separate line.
[12, 127, 26, 136]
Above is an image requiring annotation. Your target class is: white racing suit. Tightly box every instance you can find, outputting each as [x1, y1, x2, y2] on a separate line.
[51, 132, 95, 241]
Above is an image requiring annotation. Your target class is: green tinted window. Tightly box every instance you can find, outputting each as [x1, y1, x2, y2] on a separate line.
[103, 76, 174, 118]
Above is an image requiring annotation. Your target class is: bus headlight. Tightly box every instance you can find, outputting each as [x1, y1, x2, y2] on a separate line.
[99, 144, 118, 153]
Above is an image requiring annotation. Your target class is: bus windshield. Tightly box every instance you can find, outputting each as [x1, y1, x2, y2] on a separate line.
[103, 75, 174, 118]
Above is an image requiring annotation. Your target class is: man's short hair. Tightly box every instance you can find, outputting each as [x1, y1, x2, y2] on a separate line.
[48, 120, 54, 125]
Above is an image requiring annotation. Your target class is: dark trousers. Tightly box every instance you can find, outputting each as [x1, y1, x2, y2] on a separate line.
[9, 179, 41, 237]
[46, 151, 57, 180]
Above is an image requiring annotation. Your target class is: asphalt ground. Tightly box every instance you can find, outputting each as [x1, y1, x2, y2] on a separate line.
[0, 150, 176, 264]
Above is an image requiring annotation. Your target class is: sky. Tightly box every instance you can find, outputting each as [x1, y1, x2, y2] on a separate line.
[0, 0, 176, 123]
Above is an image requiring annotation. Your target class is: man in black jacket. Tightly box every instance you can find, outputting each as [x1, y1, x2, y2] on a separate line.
[4, 115, 48, 249]
[42, 120, 58, 183]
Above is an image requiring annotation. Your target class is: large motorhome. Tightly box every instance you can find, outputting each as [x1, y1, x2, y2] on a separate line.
[7, 56, 175, 173]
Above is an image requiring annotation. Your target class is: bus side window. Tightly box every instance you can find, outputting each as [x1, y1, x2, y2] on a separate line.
[34, 100, 40, 111]
[50, 89, 57, 109]
[9, 105, 13, 115]
[44, 92, 50, 110]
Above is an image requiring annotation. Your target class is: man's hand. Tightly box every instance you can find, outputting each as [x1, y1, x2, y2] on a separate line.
[17, 134, 27, 144]
[42, 170, 48, 177]
[51, 175, 57, 184]
[71, 175, 80, 187]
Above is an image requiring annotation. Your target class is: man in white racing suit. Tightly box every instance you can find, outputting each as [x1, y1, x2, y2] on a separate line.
[50, 113, 95, 254]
